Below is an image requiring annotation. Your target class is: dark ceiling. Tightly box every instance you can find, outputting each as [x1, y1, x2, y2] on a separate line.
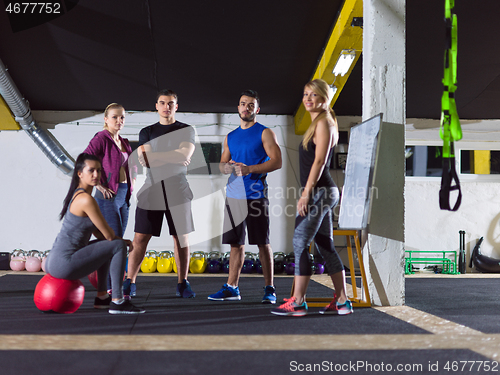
[1, 0, 499, 119]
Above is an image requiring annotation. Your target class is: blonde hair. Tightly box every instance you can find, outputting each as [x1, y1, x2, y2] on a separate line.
[301, 79, 339, 150]
[103, 103, 124, 129]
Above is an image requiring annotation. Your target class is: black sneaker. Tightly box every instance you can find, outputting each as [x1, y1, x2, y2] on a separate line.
[94, 295, 111, 309]
[109, 299, 145, 315]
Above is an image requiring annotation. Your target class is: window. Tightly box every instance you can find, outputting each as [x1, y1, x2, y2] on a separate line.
[460, 150, 500, 174]
[405, 145, 443, 177]
[195, 142, 222, 175]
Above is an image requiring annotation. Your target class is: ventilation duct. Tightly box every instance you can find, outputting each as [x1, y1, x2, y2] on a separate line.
[0, 58, 74, 174]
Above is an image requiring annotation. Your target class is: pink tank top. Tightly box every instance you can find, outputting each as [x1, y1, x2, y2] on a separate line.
[121, 151, 129, 167]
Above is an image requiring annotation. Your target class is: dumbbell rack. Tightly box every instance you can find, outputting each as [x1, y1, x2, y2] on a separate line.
[293, 229, 371, 308]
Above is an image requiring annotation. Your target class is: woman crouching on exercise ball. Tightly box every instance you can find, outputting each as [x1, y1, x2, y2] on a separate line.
[45, 153, 145, 314]
[271, 79, 352, 317]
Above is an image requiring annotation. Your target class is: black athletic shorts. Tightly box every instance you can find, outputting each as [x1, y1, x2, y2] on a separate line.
[134, 202, 194, 237]
[222, 197, 269, 245]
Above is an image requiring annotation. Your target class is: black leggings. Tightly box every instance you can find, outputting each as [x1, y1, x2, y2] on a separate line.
[293, 187, 343, 276]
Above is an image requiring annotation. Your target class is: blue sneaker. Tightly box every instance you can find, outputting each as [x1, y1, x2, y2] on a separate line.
[271, 297, 308, 316]
[122, 279, 136, 298]
[208, 283, 241, 301]
[262, 285, 277, 304]
[176, 279, 196, 298]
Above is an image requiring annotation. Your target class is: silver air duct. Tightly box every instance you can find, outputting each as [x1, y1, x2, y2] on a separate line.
[0, 58, 74, 174]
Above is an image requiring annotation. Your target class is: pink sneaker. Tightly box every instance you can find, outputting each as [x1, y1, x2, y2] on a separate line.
[319, 298, 353, 315]
[271, 297, 308, 316]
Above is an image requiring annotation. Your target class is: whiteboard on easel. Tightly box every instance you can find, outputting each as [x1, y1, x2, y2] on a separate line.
[338, 113, 382, 230]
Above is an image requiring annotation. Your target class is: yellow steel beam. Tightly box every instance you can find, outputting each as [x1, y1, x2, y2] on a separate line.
[294, 0, 363, 135]
[0, 95, 20, 130]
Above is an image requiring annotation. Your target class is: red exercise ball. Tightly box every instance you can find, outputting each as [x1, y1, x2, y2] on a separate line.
[87, 270, 98, 289]
[34, 274, 85, 314]
[87, 270, 126, 290]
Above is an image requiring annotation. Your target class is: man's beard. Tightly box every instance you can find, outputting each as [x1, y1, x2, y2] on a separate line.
[239, 113, 256, 122]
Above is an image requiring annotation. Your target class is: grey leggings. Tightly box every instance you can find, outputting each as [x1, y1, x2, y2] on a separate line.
[293, 186, 343, 276]
[46, 239, 126, 299]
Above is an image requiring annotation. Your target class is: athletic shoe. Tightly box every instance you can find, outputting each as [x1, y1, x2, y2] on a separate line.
[271, 297, 308, 316]
[262, 285, 277, 304]
[109, 299, 145, 315]
[176, 279, 196, 298]
[93, 295, 111, 309]
[208, 283, 241, 301]
[319, 299, 353, 315]
[122, 279, 136, 298]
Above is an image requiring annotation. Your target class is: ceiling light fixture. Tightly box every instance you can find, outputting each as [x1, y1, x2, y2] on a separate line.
[332, 49, 356, 76]
[329, 84, 338, 97]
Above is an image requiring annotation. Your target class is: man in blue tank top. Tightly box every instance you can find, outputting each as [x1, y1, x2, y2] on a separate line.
[208, 90, 282, 304]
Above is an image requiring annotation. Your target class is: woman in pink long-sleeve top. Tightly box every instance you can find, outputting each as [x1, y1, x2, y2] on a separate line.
[84, 103, 136, 239]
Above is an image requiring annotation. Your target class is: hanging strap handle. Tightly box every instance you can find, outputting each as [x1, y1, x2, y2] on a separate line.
[439, 0, 462, 211]
[439, 156, 462, 211]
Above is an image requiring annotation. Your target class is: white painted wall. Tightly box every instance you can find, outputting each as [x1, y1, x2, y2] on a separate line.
[406, 119, 500, 270]
[0, 110, 307, 255]
[3, 111, 498, 274]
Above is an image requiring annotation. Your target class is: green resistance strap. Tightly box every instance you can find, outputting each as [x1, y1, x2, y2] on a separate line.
[439, 0, 462, 211]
